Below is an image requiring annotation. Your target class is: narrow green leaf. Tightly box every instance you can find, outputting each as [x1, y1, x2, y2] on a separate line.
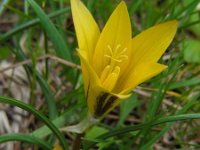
[15, 47, 58, 119]
[137, 62, 179, 144]
[37, 73, 59, 118]
[85, 126, 113, 149]
[0, 96, 68, 150]
[155, 114, 200, 125]
[32, 105, 79, 138]
[84, 113, 200, 149]
[0, 133, 52, 150]
[117, 94, 142, 127]
[139, 92, 200, 150]
[5, 5, 30, 19]
[175, 0, 199, 19]
[0, 8, 70, 42]
[27, 0, 72, 61]
[140, 123, 171, 150]
[168, 78, 200, 90]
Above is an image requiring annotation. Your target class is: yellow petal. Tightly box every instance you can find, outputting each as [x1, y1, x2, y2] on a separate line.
[130, 20, 178, 66]
[78, 50, 101, 114]
[120, 63, 167, 94]
[71, 0, 100, 62]
[116, 20, 177, 91]
[78, 49, 100, 86]
[93, 1, 132, 75]
[78, 50, 130, 116]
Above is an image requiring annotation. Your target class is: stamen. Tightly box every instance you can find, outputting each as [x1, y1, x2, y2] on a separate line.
[120, 48, 127, 54]
[105, 55, 123, 62]
[111, 58, 122, 62]
[115, 44, 121, 52]
[100, 65, 111, 82]
[104, 44, 128, 64]
[100, 43, 129, 92]
[107, 45, 113, 55]
[113, 66, 120, 74]
[118, 55, 128, 60]
[102, 66, 120, 91]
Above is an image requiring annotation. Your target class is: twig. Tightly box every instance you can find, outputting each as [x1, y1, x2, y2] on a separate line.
[0, 54, 81, 73]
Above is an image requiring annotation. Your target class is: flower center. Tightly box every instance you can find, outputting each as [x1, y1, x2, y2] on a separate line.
[100, 44, 128, 91]
[105, 44, 128, 67]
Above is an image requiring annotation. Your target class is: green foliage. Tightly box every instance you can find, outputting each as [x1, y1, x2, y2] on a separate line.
[0, 46, 12, 59]
[184, 40, 200, 63]
[0, 0, 200, 149]
[0, 133, 52, 150]
[117, 94, 143, 127]
[0, 96, 68, 150]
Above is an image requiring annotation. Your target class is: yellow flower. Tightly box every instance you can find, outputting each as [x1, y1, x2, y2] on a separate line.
[71, 0, 178, 118]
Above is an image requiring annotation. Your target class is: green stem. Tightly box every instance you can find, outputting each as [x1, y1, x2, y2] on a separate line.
[61, 113, 98, 150]
[72, 133, 85, 150]
[61, 113, 99, 134]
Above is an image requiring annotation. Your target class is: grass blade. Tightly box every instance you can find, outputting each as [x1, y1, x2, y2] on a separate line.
[139, 92, 200, 149]
[27, 0, 72, 61]
[169, 78, 200, 90]
[85, 112, 200, 149]
[0, 8, 70, 42]
[0, 133, 52, 150]
[15, 47, 58, 119]
[32, 105, 79, 138]
[105, 114, 200, 138]
[176, 0, 200, 19]
[0, 96, 68, 150]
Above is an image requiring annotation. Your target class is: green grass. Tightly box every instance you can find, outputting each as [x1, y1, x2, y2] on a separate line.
[0, 0, 200, 149]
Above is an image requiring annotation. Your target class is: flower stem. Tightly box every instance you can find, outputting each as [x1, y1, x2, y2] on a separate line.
[61, 113, 99, 134]
[72, 133, 84, 150]
[60, 113, 99, 149]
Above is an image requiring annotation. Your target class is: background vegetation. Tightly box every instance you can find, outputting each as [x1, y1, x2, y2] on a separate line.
[0, 0, 200, 149]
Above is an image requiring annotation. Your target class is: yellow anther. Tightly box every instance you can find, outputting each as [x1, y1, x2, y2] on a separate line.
[113, 66, 120, 74]
[101, 43, 127, 91]
[119, 47, 127, 54]
[115, 44, 121, 52]
[107, 45, 113, 55]
[100, 65, 111, 82]
[102, 66, 120, 91]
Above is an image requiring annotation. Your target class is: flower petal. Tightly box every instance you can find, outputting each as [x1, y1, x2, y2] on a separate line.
[78, 49, 101, 88]
[116, 20, 177, 92]
[78, 49, 102, 114]
[79, 49, 130, 117]
[131, 20, 178, 66]
[119, 63, 167, 94]
[71, 0, 100, 62]
[93, 1, 132, 75]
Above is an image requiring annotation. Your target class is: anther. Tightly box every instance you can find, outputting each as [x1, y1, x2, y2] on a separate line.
[115, 44, 121, 51]
[104, 44, 128, 63]
[120, 48, 127, 54]
[107, 45, 113, 55]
